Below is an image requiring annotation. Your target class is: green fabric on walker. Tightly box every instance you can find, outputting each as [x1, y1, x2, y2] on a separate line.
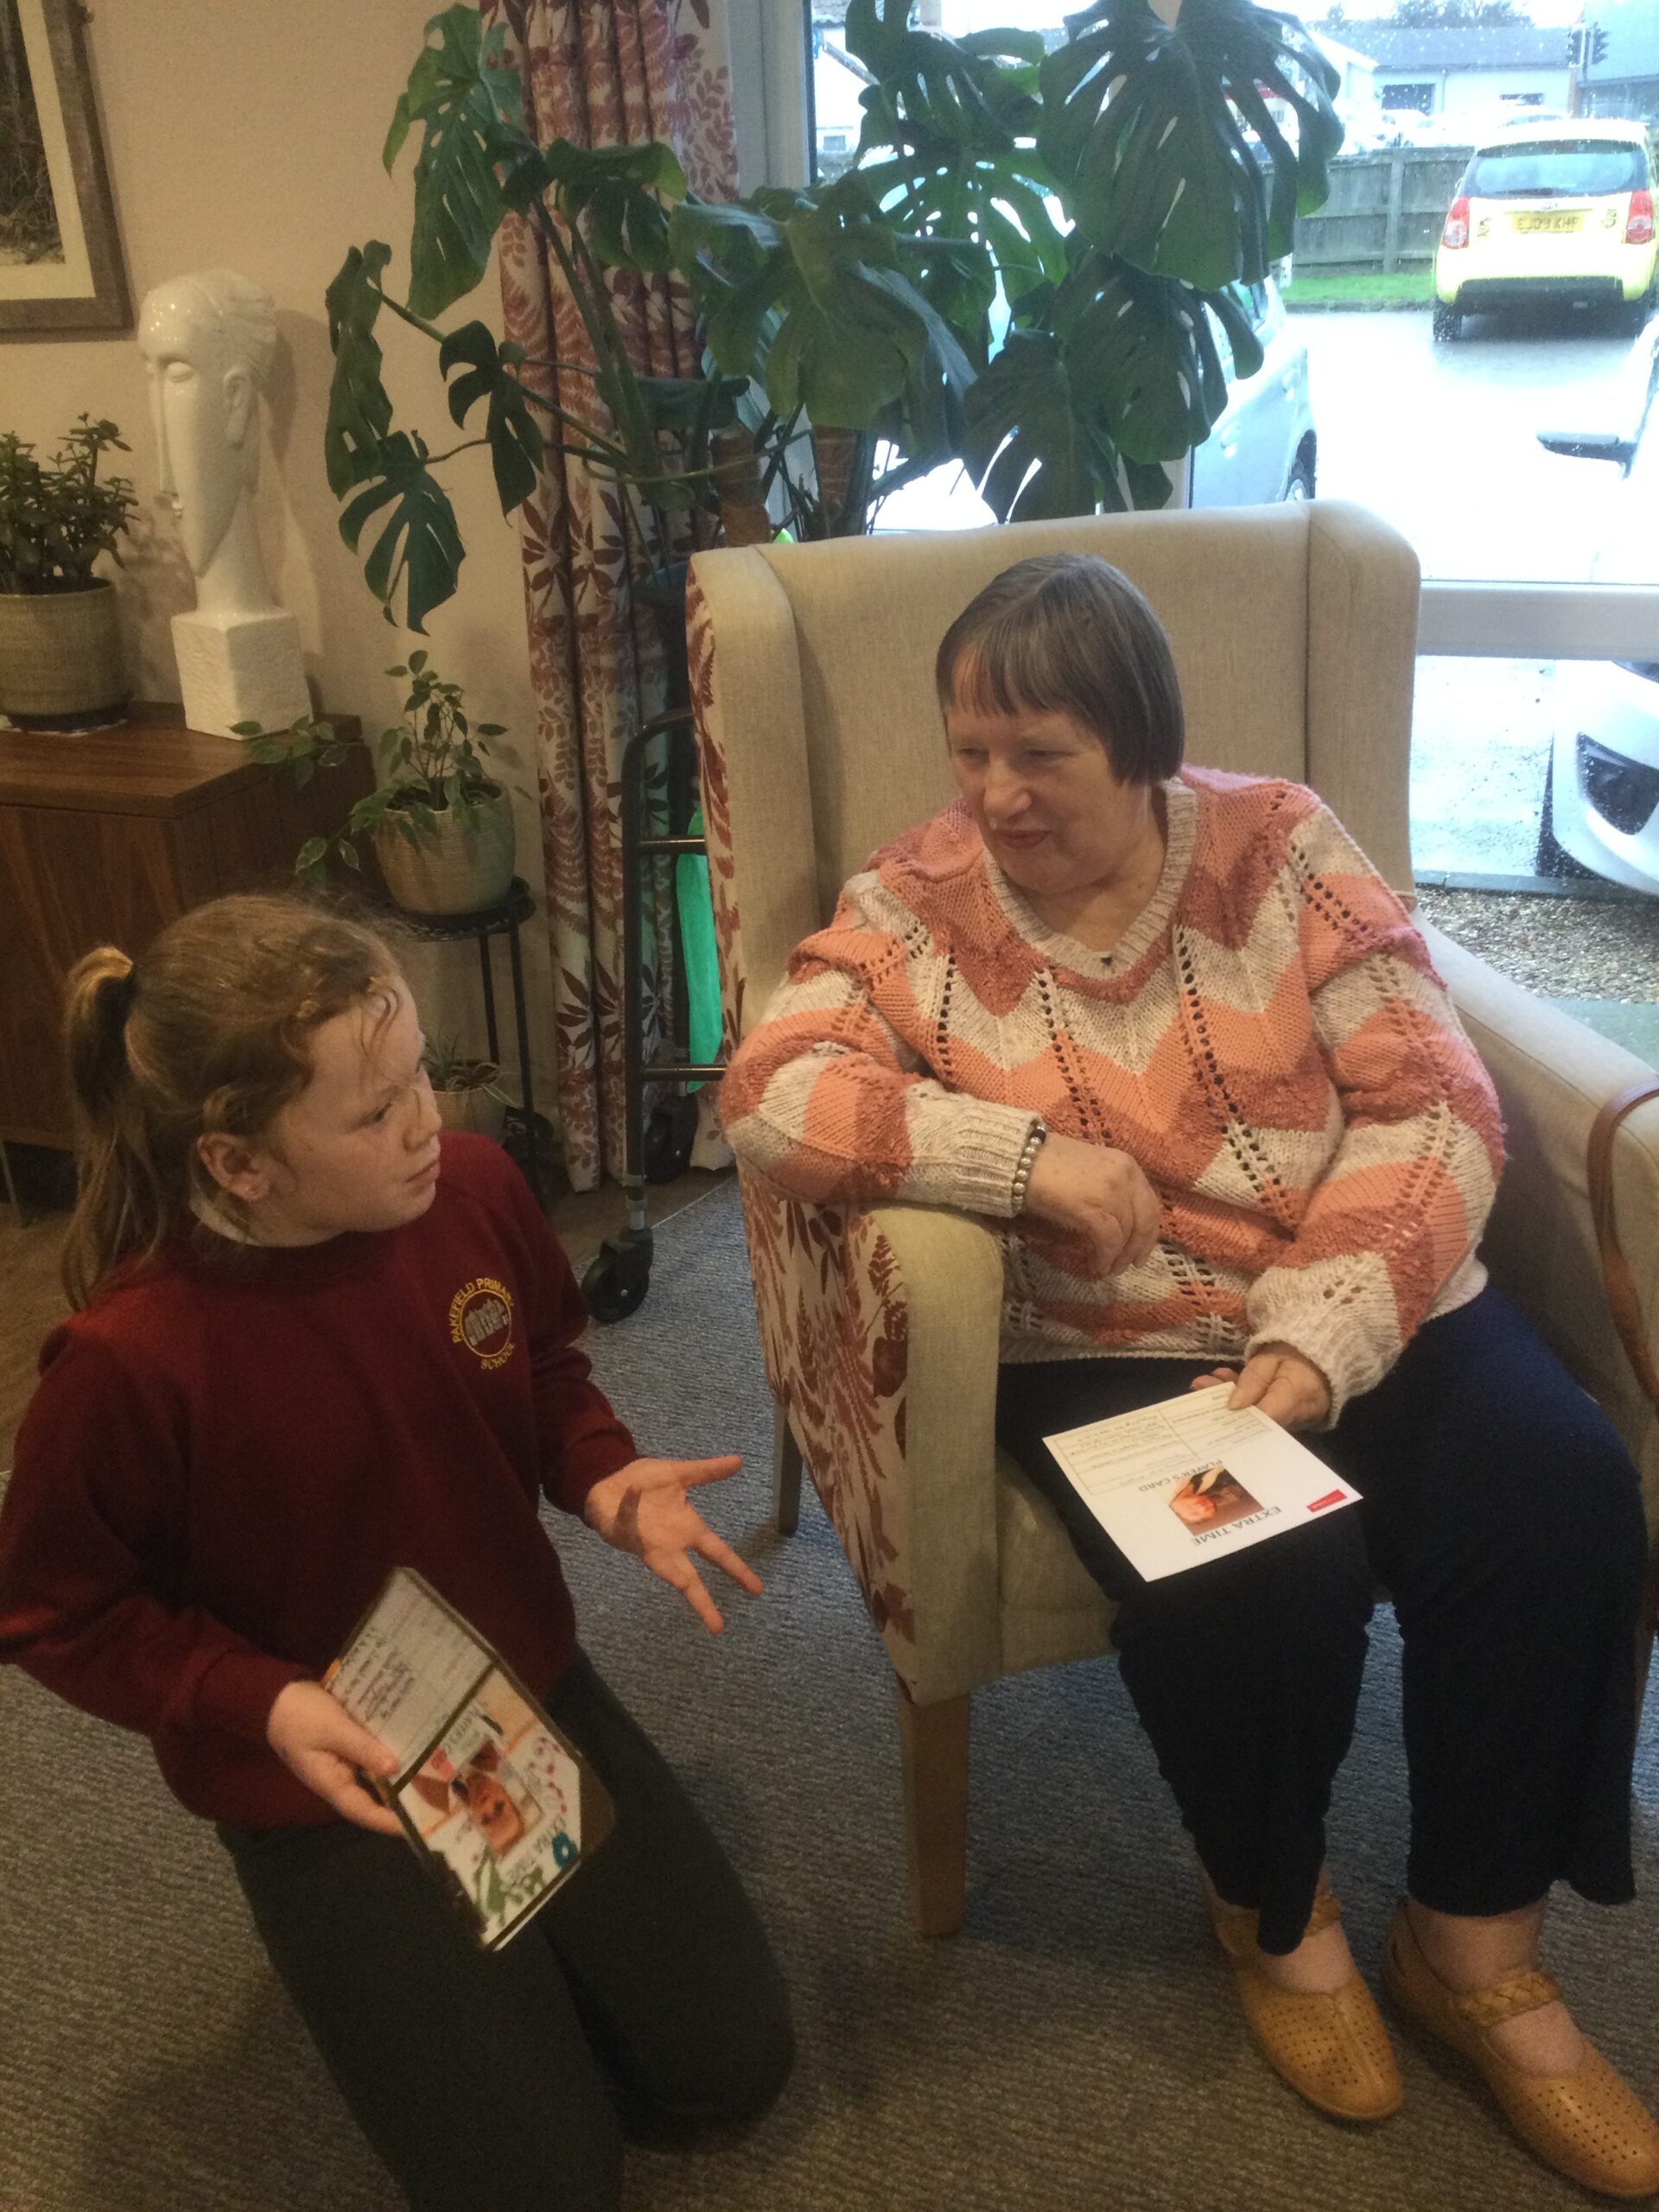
[676, 807, 721, 1090]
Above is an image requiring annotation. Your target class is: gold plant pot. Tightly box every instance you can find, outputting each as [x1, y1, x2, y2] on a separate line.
[431, 1064, 508, 1144]
[0, 581, 128, 729]
[372, 785, 516, 916]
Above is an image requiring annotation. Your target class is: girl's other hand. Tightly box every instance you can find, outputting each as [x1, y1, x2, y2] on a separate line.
[583, 1455, 761, 1633]
[1188, 1344, 1332, 1432]
[267, 1681, 403, 1834]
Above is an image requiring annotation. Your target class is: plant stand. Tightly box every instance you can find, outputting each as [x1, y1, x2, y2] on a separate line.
[580, 708, 723, 1323]
[391, 877, 555, 1211]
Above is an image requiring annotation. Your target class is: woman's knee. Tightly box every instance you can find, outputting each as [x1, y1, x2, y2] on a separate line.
[1469, 1413, 1646, 1597]
[1126, 1509, 1371, 1643]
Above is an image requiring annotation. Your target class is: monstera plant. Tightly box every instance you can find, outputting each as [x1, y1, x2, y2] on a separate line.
[324, 0, 1340, 630]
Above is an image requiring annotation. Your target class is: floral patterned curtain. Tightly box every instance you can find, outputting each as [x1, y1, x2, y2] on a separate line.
[486, 0, 739, 1191]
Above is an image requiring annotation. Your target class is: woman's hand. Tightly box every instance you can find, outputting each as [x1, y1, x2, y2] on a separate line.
[583, 1456, 762, 1633]
[1189, 1344, 1332, 1431]
[1021, 1131, 1161, 1275]
[267, 1681, 403, 1834]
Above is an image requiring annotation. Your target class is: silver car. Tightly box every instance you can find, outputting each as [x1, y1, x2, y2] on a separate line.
[1191, 278, 1318, 508]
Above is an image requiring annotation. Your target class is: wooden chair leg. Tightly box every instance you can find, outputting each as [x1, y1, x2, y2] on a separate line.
[894, 1681, 970, 1938]
[772, 1401, 804, 1535]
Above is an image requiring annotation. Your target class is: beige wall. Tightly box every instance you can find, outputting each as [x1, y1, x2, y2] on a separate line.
[3, 0, 557, 1109]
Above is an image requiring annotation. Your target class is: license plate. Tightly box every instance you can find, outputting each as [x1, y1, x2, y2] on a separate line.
[1513, 212, 1583, 233]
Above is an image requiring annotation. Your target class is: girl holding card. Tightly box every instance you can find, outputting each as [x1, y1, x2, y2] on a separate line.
[0, 895, 791, 2211]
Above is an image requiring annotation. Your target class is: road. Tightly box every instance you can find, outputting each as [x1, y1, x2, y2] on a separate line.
[1294, 308, 1654, 874]
[1292, 307, 1639, 585]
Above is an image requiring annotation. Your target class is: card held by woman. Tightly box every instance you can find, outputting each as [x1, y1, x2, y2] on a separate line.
[1043, 1387, 1360, 1582]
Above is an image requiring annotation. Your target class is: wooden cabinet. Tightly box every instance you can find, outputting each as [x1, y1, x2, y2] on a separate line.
[0, 703, 370, 1147]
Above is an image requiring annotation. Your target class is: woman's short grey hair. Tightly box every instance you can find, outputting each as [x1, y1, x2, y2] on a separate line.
[934, 552, 1185, 785]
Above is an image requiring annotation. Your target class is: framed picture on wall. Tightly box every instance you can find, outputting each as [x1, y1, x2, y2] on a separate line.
[1, 0, 129, 334]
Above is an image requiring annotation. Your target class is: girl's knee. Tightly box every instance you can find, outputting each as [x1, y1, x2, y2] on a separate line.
[638, 1992, 794, 2128]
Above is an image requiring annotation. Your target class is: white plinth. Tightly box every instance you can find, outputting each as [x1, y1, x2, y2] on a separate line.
[172, 608, 309, 739]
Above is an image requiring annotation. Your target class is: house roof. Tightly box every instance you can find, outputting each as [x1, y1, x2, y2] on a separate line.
[1309, 22, 1566, 72]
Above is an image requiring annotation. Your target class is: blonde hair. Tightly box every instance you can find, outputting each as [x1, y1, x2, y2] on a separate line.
[60, 894, 401, 1308]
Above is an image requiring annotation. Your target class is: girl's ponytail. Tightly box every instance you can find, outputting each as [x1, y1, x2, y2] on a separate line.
[60, 947, 169, 1311]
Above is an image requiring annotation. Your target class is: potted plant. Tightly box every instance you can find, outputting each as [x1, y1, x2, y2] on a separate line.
[243, 651, 516, 915]
[0, 416, 137, 729]
[423, 1035, 509, 1142]
[316, 0, 1342, 634]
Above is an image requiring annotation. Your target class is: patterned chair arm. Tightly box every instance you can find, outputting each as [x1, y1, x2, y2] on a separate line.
[738, 1171, 1007, 1703]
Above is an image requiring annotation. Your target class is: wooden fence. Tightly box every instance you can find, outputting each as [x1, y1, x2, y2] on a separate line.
[1292, 148, 1472, 272]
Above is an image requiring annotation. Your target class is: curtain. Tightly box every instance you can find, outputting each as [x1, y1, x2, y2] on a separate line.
[486, 0, 739, 1191]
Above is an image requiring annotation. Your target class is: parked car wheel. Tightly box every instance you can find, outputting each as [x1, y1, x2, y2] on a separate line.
[1432, 302, 1462, 344]
[1284, 448, 1315, 501]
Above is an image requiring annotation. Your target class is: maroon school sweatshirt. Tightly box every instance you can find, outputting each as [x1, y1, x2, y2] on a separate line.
[0, 1133, 638, 1828]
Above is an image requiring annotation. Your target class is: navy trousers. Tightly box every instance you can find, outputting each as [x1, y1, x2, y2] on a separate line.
[995, 1287, 1648, 1953]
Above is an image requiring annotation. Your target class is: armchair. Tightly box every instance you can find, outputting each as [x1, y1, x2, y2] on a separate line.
[685, 501, 1659, 1936]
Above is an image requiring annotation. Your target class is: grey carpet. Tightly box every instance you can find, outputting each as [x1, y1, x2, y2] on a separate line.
[3, 1178, 1656, 2212]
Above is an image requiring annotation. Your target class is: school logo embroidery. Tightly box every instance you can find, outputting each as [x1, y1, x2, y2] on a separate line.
[449, 1276, 516, 1370]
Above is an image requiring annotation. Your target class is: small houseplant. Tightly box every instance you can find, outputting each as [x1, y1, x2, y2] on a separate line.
[423, 1034, 509, 1141]
[243, 651, 516, 916]
[0, 415, 137, 728]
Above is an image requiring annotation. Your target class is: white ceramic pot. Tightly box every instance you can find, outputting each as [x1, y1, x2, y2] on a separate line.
[0, 580, 128, 728]
[373, 785, 515, 916]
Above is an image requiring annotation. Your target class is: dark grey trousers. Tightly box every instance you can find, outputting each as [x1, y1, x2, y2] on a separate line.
[221, 1649, 792, 2212]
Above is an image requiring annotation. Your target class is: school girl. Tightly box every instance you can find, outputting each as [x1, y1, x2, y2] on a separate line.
[0, 893, 792, 2212]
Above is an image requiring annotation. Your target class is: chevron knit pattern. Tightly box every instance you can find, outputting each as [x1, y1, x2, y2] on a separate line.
[720, 768, 1505, 1423]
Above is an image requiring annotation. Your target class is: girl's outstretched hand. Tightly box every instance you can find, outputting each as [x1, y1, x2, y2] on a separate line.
[583, 1455, 761, 1633]
[267, 1680, 403, 1834]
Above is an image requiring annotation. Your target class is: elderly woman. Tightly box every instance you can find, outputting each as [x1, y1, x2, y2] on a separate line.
[721, 553, 1658, 2197]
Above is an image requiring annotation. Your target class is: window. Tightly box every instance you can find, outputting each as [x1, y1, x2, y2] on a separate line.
[1464, 140, 1649, 197]
[1381, 81, 1435, 115]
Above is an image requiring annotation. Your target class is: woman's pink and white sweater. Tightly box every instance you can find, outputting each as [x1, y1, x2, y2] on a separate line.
[721, 767, 1504, 1422]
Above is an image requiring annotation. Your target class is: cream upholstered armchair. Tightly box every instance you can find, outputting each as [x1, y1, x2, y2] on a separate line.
[684, 501, 1659, 1936]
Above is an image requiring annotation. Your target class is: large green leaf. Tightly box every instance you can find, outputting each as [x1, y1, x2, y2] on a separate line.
[386, 4, 535, 319]
[960, 327, 1125, 522]
[338, 431, 466, 632]
[1051, 251, 1238, 464]
[512, 139, 689, 272]
[323, 241, 394, 498]
[673, 188, 974, 430]
[1039, 0, 1341, 290]
[844, 0, 1044, 161]
[844, 0, 1065, 327]
[436, 320, 544, 513]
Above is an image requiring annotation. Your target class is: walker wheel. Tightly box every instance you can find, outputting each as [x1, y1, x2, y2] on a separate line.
[643, 1096, 698, 1185]
[582, 1243, 650, 1323]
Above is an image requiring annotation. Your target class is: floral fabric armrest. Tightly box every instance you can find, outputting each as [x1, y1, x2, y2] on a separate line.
[737, 1172, 1008, 1703]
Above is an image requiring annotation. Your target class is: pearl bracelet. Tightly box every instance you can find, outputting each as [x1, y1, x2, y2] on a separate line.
[1009, 1119, 1047, 1215]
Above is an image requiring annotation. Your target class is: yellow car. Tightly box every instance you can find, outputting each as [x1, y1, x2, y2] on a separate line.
[1433, 118, 1657, 340]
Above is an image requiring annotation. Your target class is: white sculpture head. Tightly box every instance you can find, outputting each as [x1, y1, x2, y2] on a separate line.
[138, 269, 277, 597]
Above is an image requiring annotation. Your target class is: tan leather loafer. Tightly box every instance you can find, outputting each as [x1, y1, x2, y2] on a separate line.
[1382, 1903, 1659, 2200]
[1205, 1887, 1404, 2122]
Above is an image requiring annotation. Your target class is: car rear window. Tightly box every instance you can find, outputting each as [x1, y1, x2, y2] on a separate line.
[1464, 140, 1649, 198]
